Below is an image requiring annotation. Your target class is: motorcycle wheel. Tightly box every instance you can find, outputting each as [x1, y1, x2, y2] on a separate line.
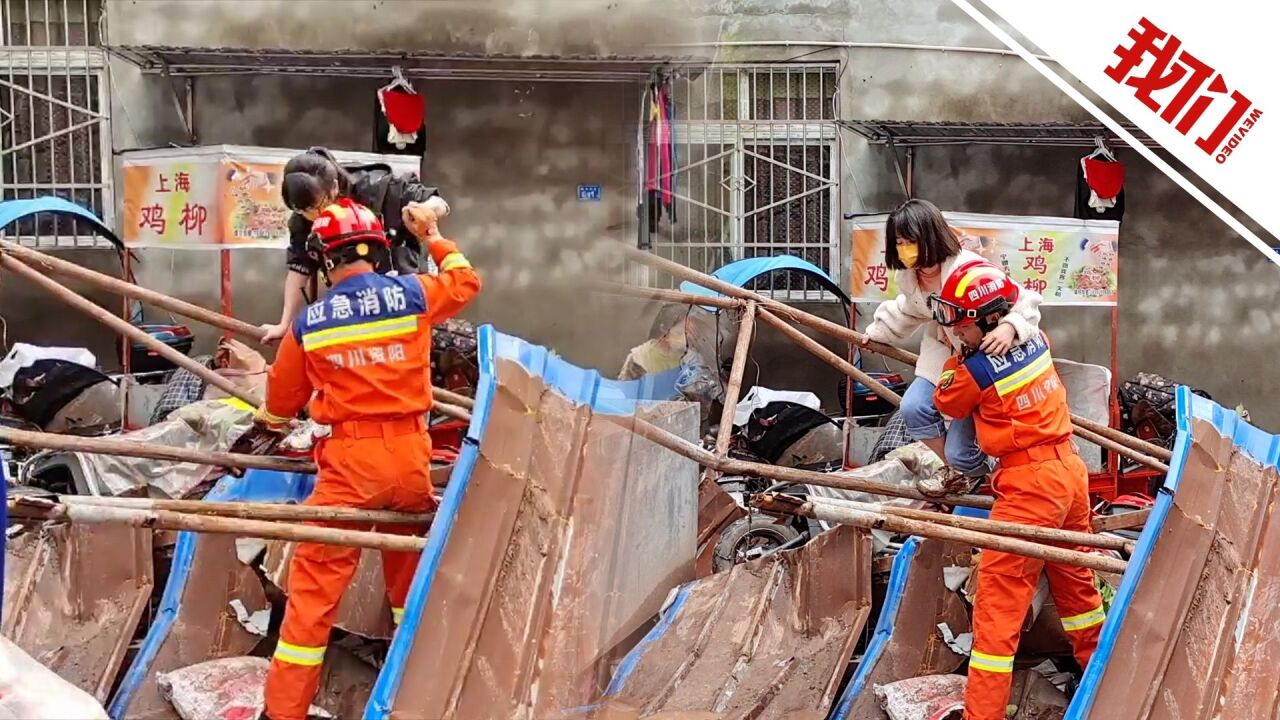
[711, 516, 802, 573]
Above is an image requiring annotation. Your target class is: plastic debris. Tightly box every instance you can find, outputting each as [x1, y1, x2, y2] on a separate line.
[229, 599, 271, 637]
[158, 657, 332, 720]
[874, 674, 967, 720]
[0, 635, 110, 719]
[942, 565, 971, 592]
[937, 623, 973, 656]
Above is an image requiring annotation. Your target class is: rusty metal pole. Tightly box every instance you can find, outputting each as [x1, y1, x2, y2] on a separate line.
[715, 302, 756, 459]
[0, 255, 262, 407]
[759, 495, 1127, 574]
[9, 500, 426, 553]
[612, 412, 993, 509]
[0, 426, 315, 474]
[756, 308, 902, 407]
[56, 495, 432, 525]
[0, 239, 266, 339]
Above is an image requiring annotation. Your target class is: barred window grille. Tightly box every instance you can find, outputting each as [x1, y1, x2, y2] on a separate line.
[643, 63, 841, 301]
[0, 0, 112, 248]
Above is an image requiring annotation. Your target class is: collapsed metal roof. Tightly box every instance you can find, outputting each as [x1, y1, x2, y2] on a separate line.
[840, 119, 1159, 148]
[107, 45, 703, 82]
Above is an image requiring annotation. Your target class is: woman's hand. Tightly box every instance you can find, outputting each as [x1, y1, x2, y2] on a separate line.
[260, 322, 287, 345]
[402, 202, 440, 242]
[979, 322, 1017, 356]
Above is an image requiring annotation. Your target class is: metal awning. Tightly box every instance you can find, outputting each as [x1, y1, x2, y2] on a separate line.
[107, 45, 701, 83]
[840, 119, 1159, 148]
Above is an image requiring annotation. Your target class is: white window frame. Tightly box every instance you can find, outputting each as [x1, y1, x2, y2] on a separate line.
[0, 36, 114, 248]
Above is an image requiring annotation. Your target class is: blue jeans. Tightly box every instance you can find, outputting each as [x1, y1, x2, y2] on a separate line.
[900, 377, 991, 477]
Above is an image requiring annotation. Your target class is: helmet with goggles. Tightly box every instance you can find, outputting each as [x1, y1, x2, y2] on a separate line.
[926, 259, 1019, 329]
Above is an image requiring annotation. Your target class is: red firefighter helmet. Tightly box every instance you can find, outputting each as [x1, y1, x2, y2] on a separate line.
[308, 198, 389, 255]
[927, 259, 1020, 327]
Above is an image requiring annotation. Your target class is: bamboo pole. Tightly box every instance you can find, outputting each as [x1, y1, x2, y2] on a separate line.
[756, 308, 903, 407]
[809, 495, 1134, 553]
[0, 239, 265, 339]
[756, 494, 1127, 574]
[619, 250, 1173, 468]
[0, 255, 262, 407]
[715, 302, 757, 459]
[55, 495, 432, 525]
[9, 500, 427, 552]
[614, 413, 994, 509]
[0, 240, 472, 422]
[582, 278, 745, 311]
[0, 425, 317, 474]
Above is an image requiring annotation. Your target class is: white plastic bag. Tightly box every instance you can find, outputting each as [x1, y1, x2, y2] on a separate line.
[0, 635, 109, 719]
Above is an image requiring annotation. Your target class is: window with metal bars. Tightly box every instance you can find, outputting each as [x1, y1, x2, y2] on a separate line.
[645, 63, 841, 301]
[0, 0, 111, 248]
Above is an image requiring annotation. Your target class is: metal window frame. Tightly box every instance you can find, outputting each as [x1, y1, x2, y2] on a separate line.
[652, 62, 842, 302]
[0, 0, 113, 249]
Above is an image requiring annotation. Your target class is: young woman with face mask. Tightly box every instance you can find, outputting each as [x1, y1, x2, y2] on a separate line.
[860, 199, 1044, 495]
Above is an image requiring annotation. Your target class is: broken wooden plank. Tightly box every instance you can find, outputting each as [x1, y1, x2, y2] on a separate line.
[1091, 507, 1152, 533]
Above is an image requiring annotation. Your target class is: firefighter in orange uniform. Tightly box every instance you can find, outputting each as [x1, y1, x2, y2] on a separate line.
[928, 260, 1105, 720]
[255, 197, 480, 720]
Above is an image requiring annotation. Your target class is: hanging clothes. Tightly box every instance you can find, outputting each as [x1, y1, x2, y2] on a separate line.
[1074, 140, 1125, 222]
[643, 73, 678, 232]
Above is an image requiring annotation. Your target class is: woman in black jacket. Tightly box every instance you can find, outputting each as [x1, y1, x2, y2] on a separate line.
[260, 147, 450, 343]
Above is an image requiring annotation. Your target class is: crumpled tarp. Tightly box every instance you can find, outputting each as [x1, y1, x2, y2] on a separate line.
[24, 399, 253, 498]
[157, 657, 331, 720]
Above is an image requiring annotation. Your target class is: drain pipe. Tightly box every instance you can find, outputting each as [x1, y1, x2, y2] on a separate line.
[654, 40, 1057, 63]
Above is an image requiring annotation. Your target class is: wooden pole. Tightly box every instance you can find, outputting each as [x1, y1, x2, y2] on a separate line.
[0, 425, 316, 474]
[613, 413, 994, 509]
[1092, 507, 1151, 533]
[0, 255, 261, 407]
[9, 500, 426, 552]
[56, 495, 433, 526]
[0, 240, 473, 421]
[620, 251, 1172, 469]
[582, 278, 745, 311]
[756, 494, 1127, 574]
[0, 239, 266, 340]
[715, 302, 757, 459]
[808, 494, 1133, 553]
[756, 308, 903, 407]
[433, 401, 472, 424]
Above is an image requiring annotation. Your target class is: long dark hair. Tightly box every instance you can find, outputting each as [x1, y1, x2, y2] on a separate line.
[281, 147, 353, 212]
[883, 198, 961, 270]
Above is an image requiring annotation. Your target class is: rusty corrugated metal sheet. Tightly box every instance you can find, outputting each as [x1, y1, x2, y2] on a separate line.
[597, 525, 873, 720]
[2, 522, 153, 703]
[1068, 389, 1280, 719]
[377, 340, 699, 720]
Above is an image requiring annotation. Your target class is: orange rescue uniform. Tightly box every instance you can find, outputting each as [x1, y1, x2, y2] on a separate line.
[934, 331, 1105, 720]
[261, 238, 480, 720]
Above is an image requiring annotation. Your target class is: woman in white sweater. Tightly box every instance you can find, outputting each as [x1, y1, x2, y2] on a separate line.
[861, 199, 1043, 491]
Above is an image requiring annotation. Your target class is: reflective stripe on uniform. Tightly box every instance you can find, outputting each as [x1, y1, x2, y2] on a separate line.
[439, 252, 472, 271]
[969, 650, 1014, 673]
[392, 607, 405, 624]
[993, 352, 1053, 396]
[256, 406, 292, 424]
[301, 315, 419, 352]
[273, 640, 326, 666]
[1060, 606, 1106, 632]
